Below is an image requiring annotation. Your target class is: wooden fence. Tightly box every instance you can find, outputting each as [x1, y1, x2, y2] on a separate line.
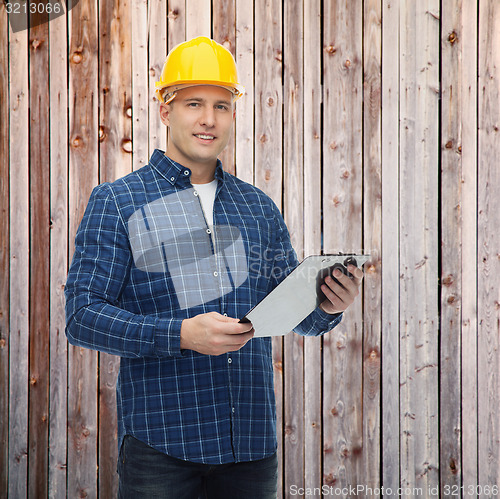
[1, 0, 499, 497]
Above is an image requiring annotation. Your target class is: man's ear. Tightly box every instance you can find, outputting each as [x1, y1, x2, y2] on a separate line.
[159, 102, 171, 127]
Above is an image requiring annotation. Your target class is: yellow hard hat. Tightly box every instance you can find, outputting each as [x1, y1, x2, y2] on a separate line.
[155, 36, 245, 103]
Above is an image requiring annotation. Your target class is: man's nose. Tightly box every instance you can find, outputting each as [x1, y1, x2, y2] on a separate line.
[200, 106, 215, 127]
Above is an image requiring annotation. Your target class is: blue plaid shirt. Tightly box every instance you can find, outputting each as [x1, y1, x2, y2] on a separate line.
[65, 149, 341, 464]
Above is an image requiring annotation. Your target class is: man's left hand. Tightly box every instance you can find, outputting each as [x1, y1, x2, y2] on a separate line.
[319, 264, 364, 315]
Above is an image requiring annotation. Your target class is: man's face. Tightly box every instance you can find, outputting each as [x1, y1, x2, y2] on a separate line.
[160, 85, 235, 171]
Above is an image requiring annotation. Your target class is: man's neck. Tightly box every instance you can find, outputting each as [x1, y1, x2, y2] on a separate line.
[189, 167, 216, 184]
[164, 153, 217, 184]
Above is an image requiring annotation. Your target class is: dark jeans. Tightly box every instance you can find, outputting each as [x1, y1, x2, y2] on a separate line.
[117, 435, 278, 499]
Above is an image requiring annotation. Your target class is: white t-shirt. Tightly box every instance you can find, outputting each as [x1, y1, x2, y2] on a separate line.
[192, 179, 218, 228]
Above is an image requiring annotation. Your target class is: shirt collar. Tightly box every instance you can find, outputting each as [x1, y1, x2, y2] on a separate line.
[150, 149, 226, 186]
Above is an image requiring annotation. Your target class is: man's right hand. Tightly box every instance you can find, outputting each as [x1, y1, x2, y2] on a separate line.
[180, 312, 254, 356]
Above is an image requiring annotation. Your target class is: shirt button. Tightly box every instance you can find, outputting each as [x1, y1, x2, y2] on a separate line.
[183, 170, 189, 176]
[223, 313, 228, 317]
[213, 271, 218, 277]
[206, 229, 211, 234]
[193, 190, 199, 196]
[232, 408, 235, 413]
[228, 358, 232, 364]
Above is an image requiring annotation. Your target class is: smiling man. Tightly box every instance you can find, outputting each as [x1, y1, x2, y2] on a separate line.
[65, 37, 363, 498]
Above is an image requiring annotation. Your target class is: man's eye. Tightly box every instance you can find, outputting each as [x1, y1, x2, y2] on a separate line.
[216, 105, 229, 111]
[188, 102, 200, 107]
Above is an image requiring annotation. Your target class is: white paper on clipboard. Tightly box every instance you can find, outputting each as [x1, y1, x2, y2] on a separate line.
[240, 254, 370, 337]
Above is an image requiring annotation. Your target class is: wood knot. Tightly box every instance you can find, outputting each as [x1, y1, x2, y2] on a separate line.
[341, 169, 350, 179]
[449, 457, 458, 474]
[336, 336, 346, 349]
[325, 45, 336, 55]
[259, 134, 267, 143]
[71, 51, 83, 64]
[71, 135, 83, 148]
[31, 38, 43, 50]
[265, 169, 271, 181]
[167, 9, 179, 20]
[332, 195, 343, 208]
[448, 31, 458, 44]
[125, 106, 132, 118]
[445, 140, 453, 149]
[30, 376, 37, 385]
[273, 361, 282, 372]
[442, 274, 454, 286]
[344, 59, 351, 68]
[0, 339, 6, 349]
[98, 126, 106, 142]
[266, 97, 274, 107]
[330, 407, 338, 416]
[121, 138, 133, 153]
[324, 473, 336, 486]
[447, 295, 456, 304]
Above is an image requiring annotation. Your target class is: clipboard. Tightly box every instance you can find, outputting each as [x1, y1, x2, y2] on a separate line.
[240, 254, 370, 337]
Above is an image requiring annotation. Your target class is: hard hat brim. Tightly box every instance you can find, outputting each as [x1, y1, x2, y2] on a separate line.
[155, 81, 245, 103]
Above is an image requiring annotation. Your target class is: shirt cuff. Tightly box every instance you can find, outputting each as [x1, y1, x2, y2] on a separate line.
[294, 307, 343, 336]
[154, 318, 185, 357]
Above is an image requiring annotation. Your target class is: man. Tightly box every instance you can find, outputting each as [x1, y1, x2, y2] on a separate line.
[65, 37, 363, 498]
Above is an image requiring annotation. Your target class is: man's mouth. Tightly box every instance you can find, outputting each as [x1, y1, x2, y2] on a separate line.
[194, 134, 215, 141]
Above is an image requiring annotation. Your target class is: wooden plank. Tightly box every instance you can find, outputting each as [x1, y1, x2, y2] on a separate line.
[0, 3, 10, 494]
[166, 0, 186, 159]
[362, 0, 382, 490]
[477, 0, 500, 491]
[283, 0, 304, 493]
[322, 0, 364, 490]
[303, 0, 323, 490]
[213, 0, 236, 175]
[8, 14, 30, 499]
[48, 6, 69, 497]
[460, 0, 478, 491]
[28, 8, 51, 498]
[381, 0, 400, 493]
[234, 0, 254, 184]
[185, 0, 211, 39]
[254, 0, 283, 494]
[399, 0, 440, 494]
[148, 0, 167, 152]
[98, 0, 132, 496]
[440, 0, 463, 494]
[68, 0, 99, 496]
[132, 0, 149, 171]
[167, 0, 186, 50]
